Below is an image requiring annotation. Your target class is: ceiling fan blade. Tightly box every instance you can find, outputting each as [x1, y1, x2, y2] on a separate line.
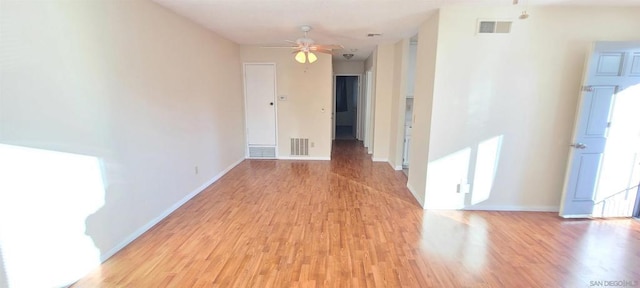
[313, 44, 344, 50]
[314, 49, 334, 55]
[309, 46, 335, 53]
[260, 46, 299, 49]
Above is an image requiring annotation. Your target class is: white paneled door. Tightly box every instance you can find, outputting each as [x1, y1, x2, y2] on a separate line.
[560, 42, 640, 217]
[244, 64, 277, 157]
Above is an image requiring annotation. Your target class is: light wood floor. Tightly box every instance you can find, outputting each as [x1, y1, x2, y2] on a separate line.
[74, 140, 640, 287]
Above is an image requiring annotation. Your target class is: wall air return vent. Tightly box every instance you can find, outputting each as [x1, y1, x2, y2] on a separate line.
[478, 20, 512, 34]
[290, 138, 309, 156]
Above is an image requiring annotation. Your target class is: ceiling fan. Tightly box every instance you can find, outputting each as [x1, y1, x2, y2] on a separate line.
[272, 25, 343, 64]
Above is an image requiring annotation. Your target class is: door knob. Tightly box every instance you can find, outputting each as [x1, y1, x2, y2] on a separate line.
[269, 102, 274, 106]
[570, 143, 587, 149]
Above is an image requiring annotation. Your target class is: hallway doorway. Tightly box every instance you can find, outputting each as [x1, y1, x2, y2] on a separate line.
[333, 75, 359, 140]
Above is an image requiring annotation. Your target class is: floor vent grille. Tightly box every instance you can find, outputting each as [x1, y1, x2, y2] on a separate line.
[248, 146, 276, 158]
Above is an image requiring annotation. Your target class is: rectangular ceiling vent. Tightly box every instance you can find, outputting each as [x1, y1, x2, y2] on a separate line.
[478, 20, 512, 34]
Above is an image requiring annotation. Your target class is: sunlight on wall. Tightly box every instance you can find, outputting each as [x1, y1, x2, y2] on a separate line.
[424, 135, 504, 209]
[0, 144, 105, 287]
[425, 148, 470, 209]
[471, 136, 504, 205]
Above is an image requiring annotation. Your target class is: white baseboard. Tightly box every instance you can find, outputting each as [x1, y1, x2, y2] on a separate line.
[406, 183, 424, 207]
[372, 157, 388, 162]
[463, 205, 560, 212]
[386, 161, 401, 170]
[559, 214, 592, 219]
[278, 156, 330, 161]
[100, 158, 244, 262]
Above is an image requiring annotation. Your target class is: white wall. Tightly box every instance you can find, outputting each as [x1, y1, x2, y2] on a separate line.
[365, 52, 375, 72]
[388, 39, 411, 170]
[364, 50, 377, 152]
[0, 248, 6, 288]
[407, 43, 418, 97]
[419, 6, 640, 210]
[333, 60, 365, 75]
[407, 13, 439, 207]
[0, 0, 245, 285]
[371, 44, 395, 162]
[240, 47, 333, 159]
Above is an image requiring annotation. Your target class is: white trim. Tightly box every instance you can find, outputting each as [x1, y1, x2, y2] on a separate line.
[387, 160, 402, 171]
[372, 157, 388, 162]
[559, 214, 592, 219]
[463, 205, 560, 212]
[277, 156, 330, 161]
[357, 76, 363, 140]
[99, 158, 244, 262]
[387, 161, 402, 170]
[364, 70, 374, 151]
[332, 75, 336, 140]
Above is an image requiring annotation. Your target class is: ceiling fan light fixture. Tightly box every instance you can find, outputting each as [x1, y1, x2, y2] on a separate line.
[295, 51, 306, 63]
[307, 52, 318, 63]
[287, 25, 341, 64]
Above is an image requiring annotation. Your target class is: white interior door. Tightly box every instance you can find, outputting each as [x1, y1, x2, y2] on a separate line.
[244, 64, 277, 157]
[560, 42, 640, 217]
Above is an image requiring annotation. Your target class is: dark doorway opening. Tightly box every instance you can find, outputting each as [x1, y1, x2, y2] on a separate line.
[335, 76, 358, 140]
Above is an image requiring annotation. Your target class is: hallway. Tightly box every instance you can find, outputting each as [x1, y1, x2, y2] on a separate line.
[74, 140, 640, 287]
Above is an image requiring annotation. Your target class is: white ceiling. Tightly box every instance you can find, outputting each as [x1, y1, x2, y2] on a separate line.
[153, 0, 640, 61]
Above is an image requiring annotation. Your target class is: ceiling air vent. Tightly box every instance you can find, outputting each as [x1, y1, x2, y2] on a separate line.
[478, 20, 512, 34]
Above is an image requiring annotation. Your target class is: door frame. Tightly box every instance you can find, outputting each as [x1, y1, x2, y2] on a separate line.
[332, 74, 362, 140]
[242, 62, 278, 158]
[364, 70, 374, 153]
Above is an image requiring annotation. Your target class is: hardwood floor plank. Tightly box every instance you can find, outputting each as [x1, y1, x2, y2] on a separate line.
[73, 140, 640, 287]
